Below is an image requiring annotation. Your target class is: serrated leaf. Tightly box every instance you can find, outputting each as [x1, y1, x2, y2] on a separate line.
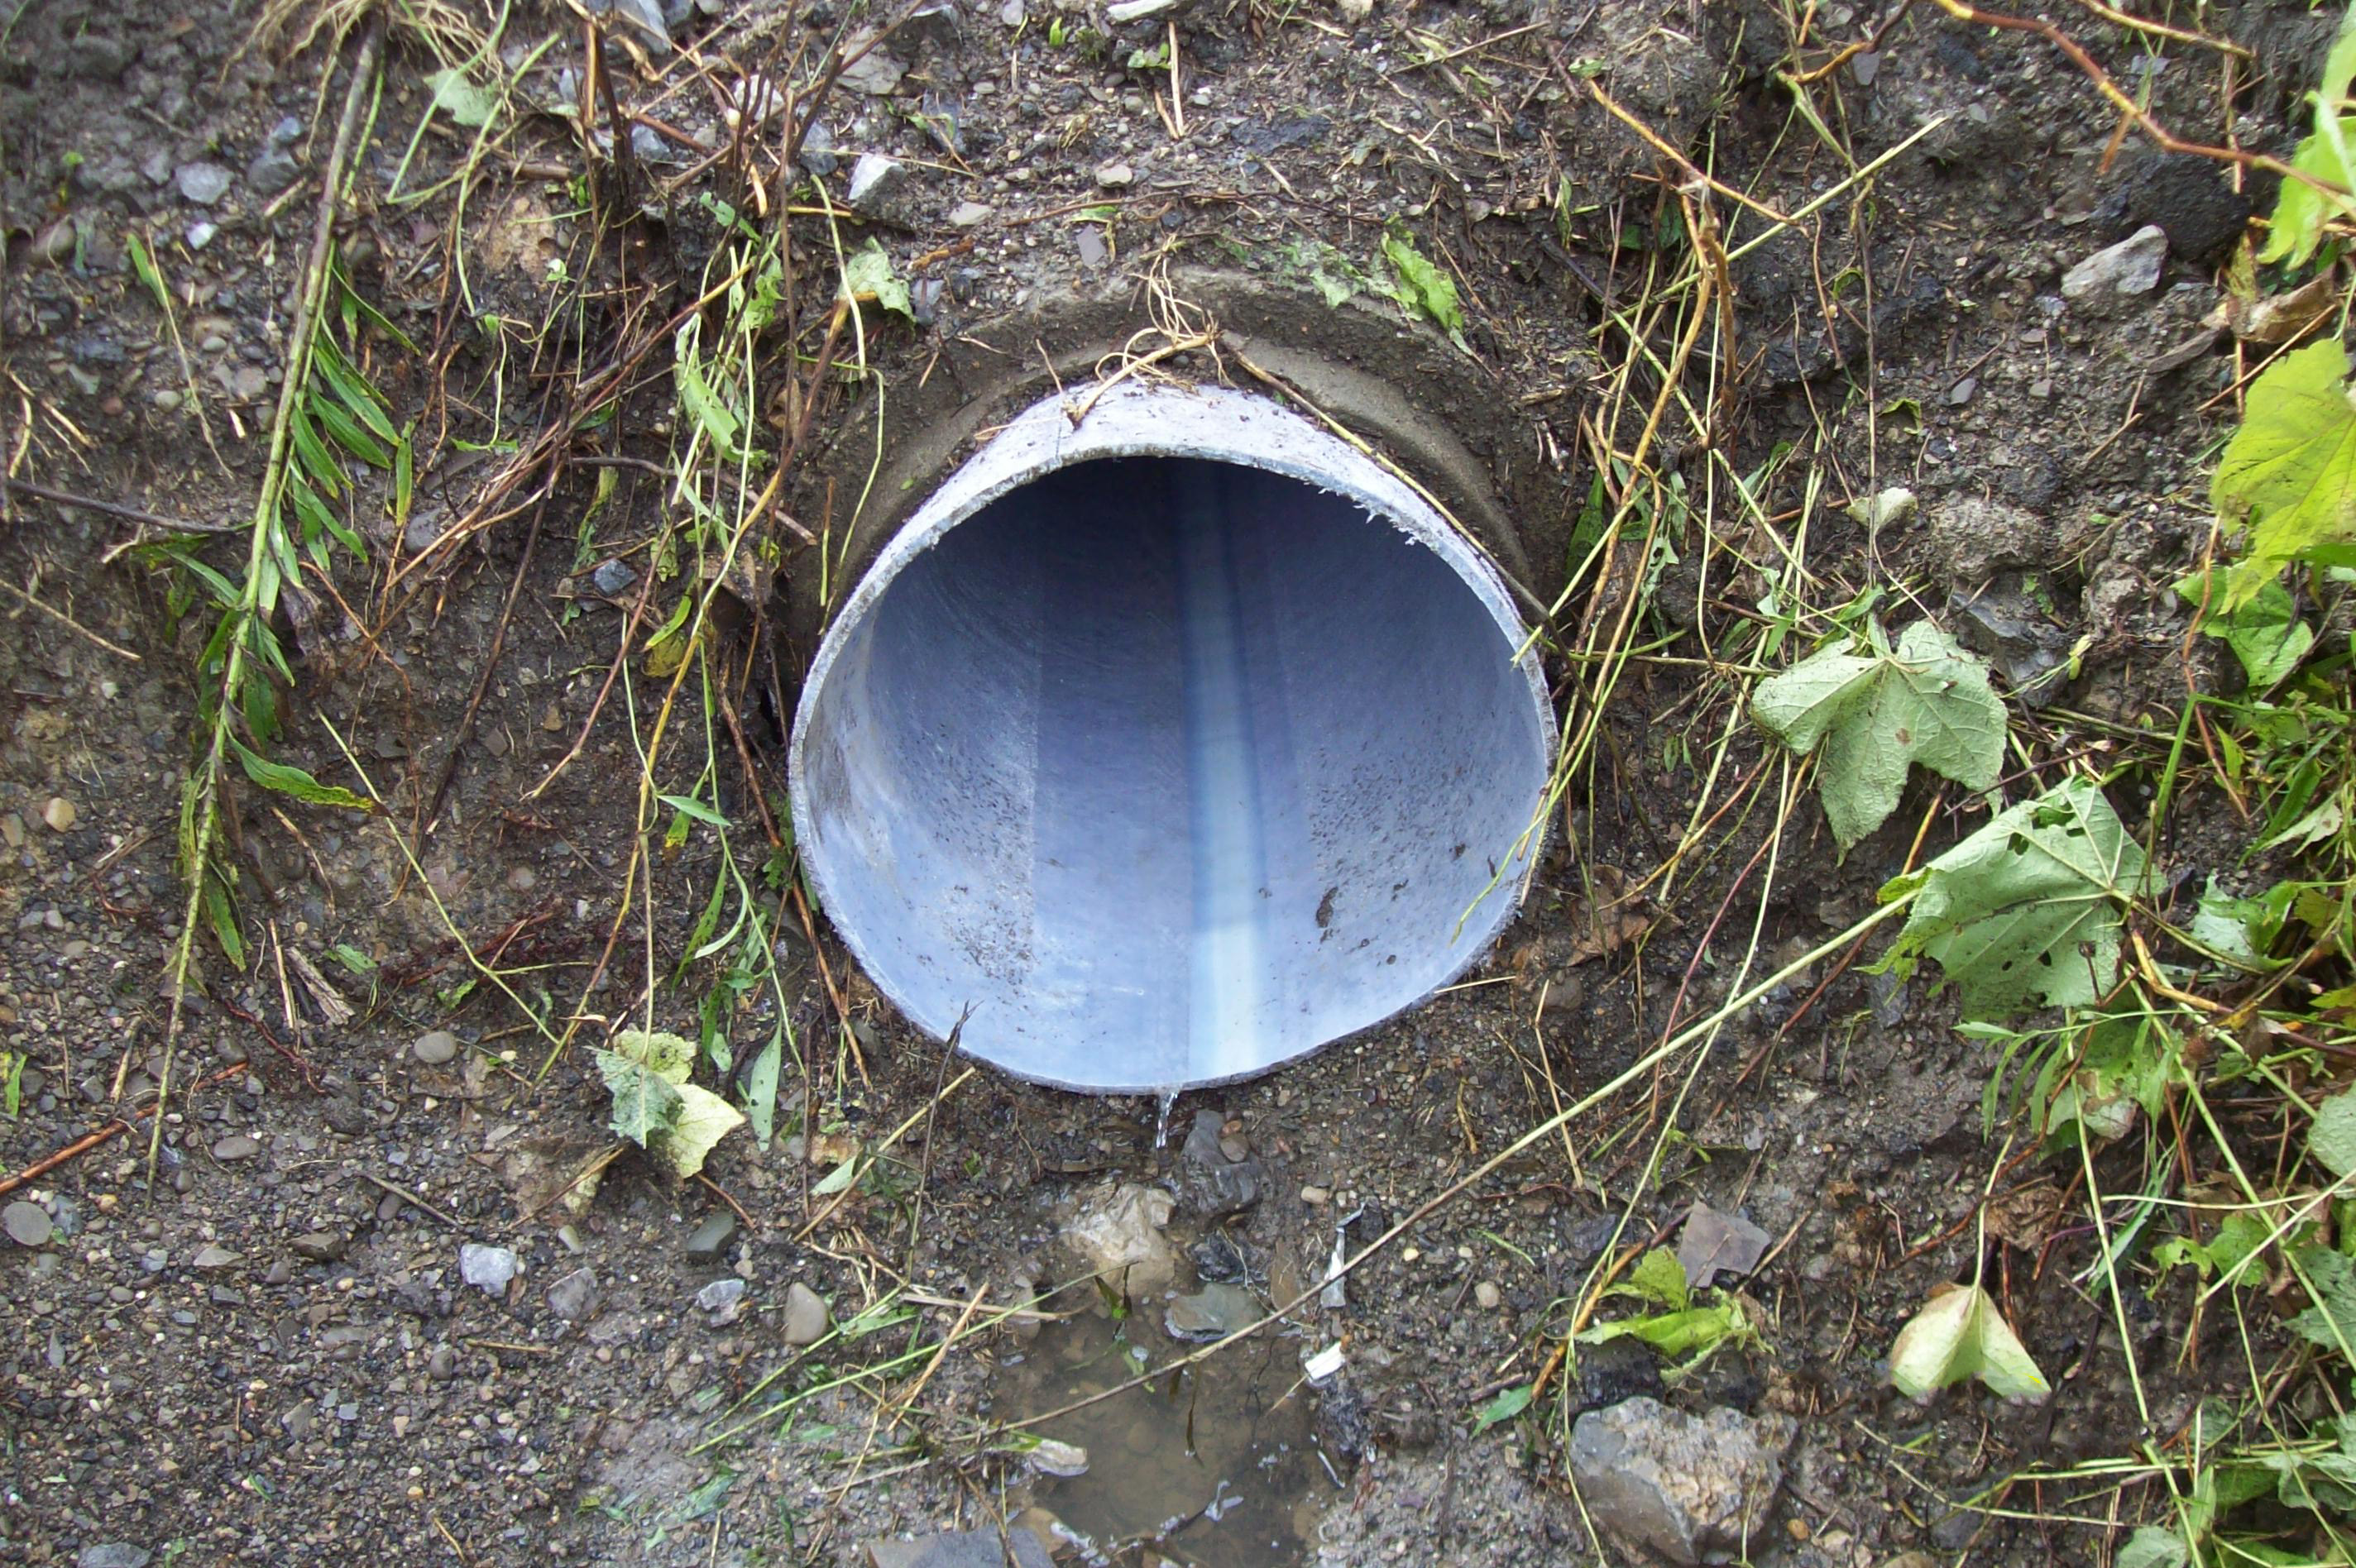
[2152, 1210, 2272, 1288]
[1380, 230, 1464, 337]
[1472, 1384, 1532, 1432]
[2258, 2, 2356, 269]
[1618, 1247, 1690, 1311]
[651, 1082, 745, 1179]
[2312, 1088, 2356, 1178]
[2176, 571, 2314, 687]
[1752, 620, 2008, 850]
[2213, 341, 2356, 609]
[612, 1028, 695, 1084]
[228, 739, 373, 810]
[1889, 1283, 2049, 1401]
[1877, 777, 2144, 1020]
[2291, 1245, 2356, 1353]
[839, 238, 912, 323]
[424, 65, 500, 129]
[596, 1048, 685, 1145]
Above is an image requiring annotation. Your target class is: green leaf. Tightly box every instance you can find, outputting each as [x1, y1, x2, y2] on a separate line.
[2190, 877, 2291, 967]
[2114, 1525, 2191, 1568]
[839, 239, 913, 323]
[2176, 571, 2314, 687]
[1888, 1283, 2049, 1401]
[2213, 341, 2356, 609]
[2291, 1245, 2356, 1353]
[1380, 230, 1464, 337]
[2312, 1088, 2356, 1179]
[423, 65, 500, 129]
[2152, 1211, 2272, 1288]
[1752, 620, 2009, 851]
[611, 1028, 695, 1084]
[744, 1030, 783, 1146]
[651, 1082, 746, 1179]
[1472, 1384, 1533, 1432]
[1580, 1303, 1741, 1360]
[673, 345, 747, 464]
[228, 739, 373, 810]
[1618, 1248, 1691, 1311]
[658, 793, 730, 829]
[595, 1047, 684, 1145]
[2258, 3, 2356, 268]
[1877, 777, 2145, 1020]
[310, 394, 393, 469]
[126, 231, 170, 311]
[811, 1152, 861, 1196]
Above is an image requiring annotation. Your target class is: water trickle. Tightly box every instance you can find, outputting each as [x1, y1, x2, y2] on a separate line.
[1153, 1088, 1180, 1150]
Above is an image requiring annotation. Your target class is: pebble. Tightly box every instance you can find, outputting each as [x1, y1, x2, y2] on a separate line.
[1473, 1280, 1502, 1310]
[1094, 161, 1134, 189]
[591, 557, 637, 597]
[1176, 1111, 1261, 1218]
[1164, 1281, 1257, 1341]
[548, 1266, 600, 1322]
[459, 1242, 520, 1293]
[175, 161, 232, 205]
[846, 153, 908, 217]
[1300, 1184, 1330, 1207]
[3, 1201, 53, 1248]
[427, 1344, 457, 1379]
[838, 44, 908, 96]
[1677, 1202, 1772, 1289]
[2062, 223, 2167, 304]
[684, 1211, 737, 1260]
[41, 797, 76, 833]
[212, 1134, 261, 1161]
[76, 1547, 152, 1568]
[412, 1030, 459, 1066]
[782, 1280, 830, 1346]
[185, 222, 217, 251]
[946, 200, 994, 228]
[0, 812, 21, 847]
[291, 1231, 347, 1263]
[191, 1244, 239, 1270]
[1569, 1398, 1796, 1566]
[697, 1275, 747, 1325]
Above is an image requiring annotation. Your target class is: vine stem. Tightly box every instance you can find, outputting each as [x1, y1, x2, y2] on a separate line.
[151, 21, 384, 1183]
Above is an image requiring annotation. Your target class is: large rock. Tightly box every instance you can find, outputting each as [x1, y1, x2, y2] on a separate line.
[1568, 1398, 1795, 1566]
[1057, 1182, 1177, 1300]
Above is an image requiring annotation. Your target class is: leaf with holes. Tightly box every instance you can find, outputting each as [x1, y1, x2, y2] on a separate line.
[652, 1082, 746, 1179]
[1751, 620, 2009, 851]
[611, 1028, 696, 1084]
[839, 239, 913, 323]
[1889, 1282, 2049, 1402]
[1876, 777, 2146, 1020]
[596, 1047, 683, 1145]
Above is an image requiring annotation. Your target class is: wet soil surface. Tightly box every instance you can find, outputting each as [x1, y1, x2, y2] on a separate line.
[0, 0, 2331, 1563]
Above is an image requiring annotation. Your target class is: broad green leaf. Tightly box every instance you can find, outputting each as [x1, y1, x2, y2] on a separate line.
[1752, 620, 2009, 851]
[1889, 1283, 2049, 1401]
[424, 65, 500, 129]
[2291, 1245, 2356, 1352]
[651, 1081, 745, 1178]
[1878, 777, 2144, 1020]
[2191, 877, 2290, 967]
[595, 1047, 684, 1145]
[1380, 230, 1464, 337]
[2151, 1211, 2272, 1288]
[2258, 2, 2356, 268]
[2213, 341, 2356, 609]
[1579, 1303, 1741, 1360]
[1471, 1384, 1532, 1432]
[1618, 1247, 1690, 1311]
[2312, 1088, 2356, 1178]
[612, 1028, 696, 1084]
[2114, 1525, 2190, 1568]
[228, 739, 373, 810]
[2176, 571, 2314, 687]
[839, 239, 913, 322]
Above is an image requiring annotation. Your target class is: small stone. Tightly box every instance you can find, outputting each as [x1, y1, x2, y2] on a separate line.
[946, 200, 994, 228]
[1850, 50, 1880, 87]
[191, 1244, 239, 1270]
[864, 1527, 1055, 1568]
[998, 0, 1025, 23]
[590, 558, 635, 597]
[783, 1280, 830, 1346]
[797, 121, 839, 178]
[586, 0, 669, 46]
[291, 1231, 347, 1263]
[246, 142, 301, 198]
[0, 812, 22, 847]
[427, 1344, 457, 1379]
[264, 1260, 293, 1287]
[412, 1030, 459, 1066]
[684, 1211, 737, 1260]
[1094, 161, 1134, 189]
[1075, 227, 1108, 268]
[1569, 1398, 1797, 1566]
[1474, 1280, 1502, 1310]
[212, 1134, 261, 1162]
[1164, 1281, 1257, 1341]
[1300, 1184, 1330, 1207]
[2062, 223, 2167, 305]
[697, 1275, 747, 1324]
[838, 41, 908, 96]
[1059, 1181, 1180, 1299]
[41, 797, 76, 832]
[76, 1546, 152, 1568]
[1176, 1111, 1261, 1218]
[175, 162, 232, 206]
[1676, 1202, 1772, 1289]
[4, 1201, 53, 1248]
[459, 1242, 520, 1293]
[548, 1266, 600, 1322]
[846, 153, 908, 217]
[2028, 379, 2053, 399]
[1946, 375, 1977, 406]
[1216, 1129, 1249, 1163]
[185, 222, 217, 251]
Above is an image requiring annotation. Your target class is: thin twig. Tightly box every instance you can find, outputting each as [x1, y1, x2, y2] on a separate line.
[0, 576, 141, 660]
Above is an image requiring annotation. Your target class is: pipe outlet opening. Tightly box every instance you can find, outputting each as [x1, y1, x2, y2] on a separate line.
[789, 383, 1554, 1092]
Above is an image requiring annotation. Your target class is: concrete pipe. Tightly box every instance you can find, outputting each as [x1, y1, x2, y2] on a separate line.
[788, 380, 1554, 1092]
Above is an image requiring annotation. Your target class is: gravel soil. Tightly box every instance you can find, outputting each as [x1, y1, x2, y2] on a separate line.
[0, 0, 2330, 1563]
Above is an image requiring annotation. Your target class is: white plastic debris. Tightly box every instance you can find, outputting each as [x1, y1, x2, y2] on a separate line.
[1302, 1342, 1346, 1384]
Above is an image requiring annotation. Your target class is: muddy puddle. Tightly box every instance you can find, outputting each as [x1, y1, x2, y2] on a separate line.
[996, 1308, 1341, 1566]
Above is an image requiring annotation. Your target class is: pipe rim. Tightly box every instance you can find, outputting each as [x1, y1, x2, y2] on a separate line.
[787, 378, 1557, 1092]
